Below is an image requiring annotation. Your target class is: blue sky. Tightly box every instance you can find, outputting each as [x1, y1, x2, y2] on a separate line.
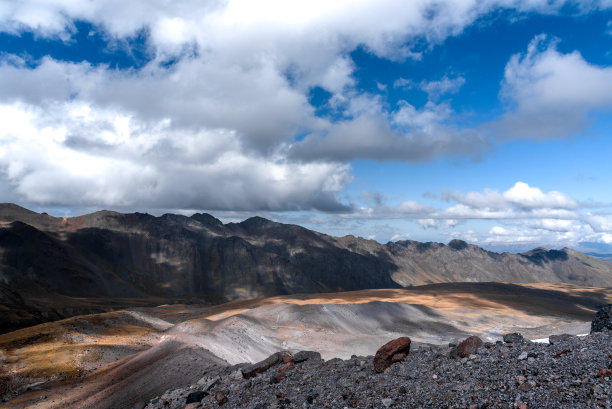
[1, 1, 612, 251]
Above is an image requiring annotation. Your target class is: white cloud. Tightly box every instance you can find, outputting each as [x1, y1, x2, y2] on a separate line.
[417, 218, 440, 228]
[420, 75, 465, 100]
[393, 77, 414, 89]
[503, 182, 578, 209]
[390, 232, 411, 241]
[443, 181, 579, 211]
[0, 101, 352, 211]
[489, 226, 508, 235]
[289, 98, 488, 161]
[1, 1, 612, 213]
[494, 34, 612, 139]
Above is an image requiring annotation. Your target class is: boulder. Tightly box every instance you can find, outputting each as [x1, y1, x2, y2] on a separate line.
[591, 304, 612, 333]
[185, 391, 208, 404]
[293, 350, 321, 363]
[450, 336, 483, 359]
[241, 352, 287, 379]
[373, 337, 411, 373]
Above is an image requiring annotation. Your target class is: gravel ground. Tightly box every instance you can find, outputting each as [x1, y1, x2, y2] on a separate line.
[142, 331, 612, 409]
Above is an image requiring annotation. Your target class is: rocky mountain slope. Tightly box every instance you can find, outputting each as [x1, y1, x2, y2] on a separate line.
[1, 203, 612, 332]
[2, 283, 610, 409]
[141, 330, 612, 409]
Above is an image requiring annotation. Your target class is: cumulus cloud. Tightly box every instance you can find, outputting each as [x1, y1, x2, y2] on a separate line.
[342, 181, 610, 245]
[288, 99, 489, 162]
[420, 75, 465, 100]
[0, 101, 351, 211]
[393, 77, 414, 89]
[417, 218, 440, 228]
[492, 34, 612, 139]
[442, 182, 579, 211]
[1, 0, 612, 213]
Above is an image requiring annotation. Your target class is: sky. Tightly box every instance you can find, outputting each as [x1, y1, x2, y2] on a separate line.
[1, 1, 612, 252]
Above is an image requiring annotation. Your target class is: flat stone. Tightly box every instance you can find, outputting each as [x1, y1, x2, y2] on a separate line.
[293, 350, 322, 363]
[241, 352, 284, 379]
[185, 391, 208, 404]
[549, 334, 578, 345]
[503, 333, 524, 343]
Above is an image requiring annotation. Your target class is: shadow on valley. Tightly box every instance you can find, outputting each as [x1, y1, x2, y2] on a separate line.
[410, 282, 609, 320]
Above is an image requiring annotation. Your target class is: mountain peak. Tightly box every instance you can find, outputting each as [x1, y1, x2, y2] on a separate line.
[239, 216, 276, 230]
[448, 239, 469, 251]
[191, 213, 224, 228]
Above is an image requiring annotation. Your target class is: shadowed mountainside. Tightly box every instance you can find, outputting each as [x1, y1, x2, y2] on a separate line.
[1, 203, 612, 333]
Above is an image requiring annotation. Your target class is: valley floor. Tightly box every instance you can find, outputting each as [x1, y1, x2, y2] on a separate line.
[0, 282, 610, 409]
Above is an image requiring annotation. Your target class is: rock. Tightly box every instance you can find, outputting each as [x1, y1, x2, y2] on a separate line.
[141, 331, 612, 409]
[517, 352, 528, 361]
[554, 349, 571, 359]
[131, 403, 146, 409]
[278, 362, 294, 373]
[197, 376, 220, 391]
[549, 334, 578, 345]
[306, 393, 318, 403]
[450, 336, 483, 359]
[241, 352, 284, 379]
[373, 337, 411, 373]
[293, 351, 321, 363]
[597, 368, 612, 377]
[185, 391, 208, 404]
[503, 333, 524, 343]
[382, 397, 394, 407]
[591, 304, 612, 333]
[214, 391, 228, 406]
[269, 374, 285, 384]
[185, 403, 201, 409]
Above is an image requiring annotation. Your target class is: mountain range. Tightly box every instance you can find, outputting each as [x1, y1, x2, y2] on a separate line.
[1, 203, 611, 333]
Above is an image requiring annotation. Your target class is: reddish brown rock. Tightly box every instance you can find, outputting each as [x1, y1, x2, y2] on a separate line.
[214, 392, 228, 406]
[554, 349, 571, 359]
[279, 362, 294, 373]
[597, 368, 612, 377]
[450, 336, 483, 359]
[391, 353, 406, 363]
[373, 337, 411, 373]
[241, 352, 284, 379]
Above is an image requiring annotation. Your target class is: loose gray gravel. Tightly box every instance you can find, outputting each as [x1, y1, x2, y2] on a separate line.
[141, 331, 612, 409]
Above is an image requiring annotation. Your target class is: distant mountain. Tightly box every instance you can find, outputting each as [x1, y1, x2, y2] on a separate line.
[1, 203, 611, 331]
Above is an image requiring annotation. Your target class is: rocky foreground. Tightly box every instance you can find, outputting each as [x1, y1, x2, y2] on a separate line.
[139, 329, 612, 409]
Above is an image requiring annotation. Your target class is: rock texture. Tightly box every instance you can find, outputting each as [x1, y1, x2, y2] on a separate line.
[372, 337, 411, 373]
[592, 304, 612, 333]
[142, 331, 612, 409]
[450, 335, 483, 359]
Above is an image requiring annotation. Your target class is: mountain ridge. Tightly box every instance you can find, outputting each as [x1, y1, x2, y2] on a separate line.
[1, 203, 611, 332]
